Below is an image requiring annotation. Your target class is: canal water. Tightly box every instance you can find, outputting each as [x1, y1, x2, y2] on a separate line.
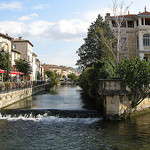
[0, 86, 150, 150]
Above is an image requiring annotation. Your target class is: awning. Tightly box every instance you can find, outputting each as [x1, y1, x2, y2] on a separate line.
[0, 69, 5, 73]
[9, 71, 24, 75]
[18, 72, 25, 75]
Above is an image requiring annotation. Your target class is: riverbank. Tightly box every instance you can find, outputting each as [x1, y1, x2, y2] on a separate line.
[0, 84, 46, 109]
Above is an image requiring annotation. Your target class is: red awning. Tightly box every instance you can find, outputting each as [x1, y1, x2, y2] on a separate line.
[9, 71, 25, 75]
[10, 71, 20, 75]
[18, 72, 25, 75]
[0, 69, 5, 73]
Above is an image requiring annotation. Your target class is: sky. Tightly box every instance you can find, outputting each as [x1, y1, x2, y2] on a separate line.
[0, 0, 150, 67]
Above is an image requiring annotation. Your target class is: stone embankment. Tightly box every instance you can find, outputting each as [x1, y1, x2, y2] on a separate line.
[0, 84, 45, 109]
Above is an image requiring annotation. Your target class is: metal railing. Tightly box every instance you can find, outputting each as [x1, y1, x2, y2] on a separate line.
[0, 81, 46, 94]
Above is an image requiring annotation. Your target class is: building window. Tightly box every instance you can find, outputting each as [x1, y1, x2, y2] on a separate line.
[143, 57, 148, 62]
[127, 21, 134, 28]
[136, 35, 139, 49]
[143, 33, 150, 47]
[141, 18, 144, 25]
[13, 44, 16, 49]
[145, 18, 150, 25]
[121, 37, 127, 50]
[112, 20, 117, 27]
[136, 19, 139, 26]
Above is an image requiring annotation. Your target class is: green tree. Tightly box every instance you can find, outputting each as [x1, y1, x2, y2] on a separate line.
[0, 51, 11, 81]
[45, 70, 60, 87]
[15, 59, 32, 76]
[76, 15, 116, 69]
[68, 73, 78, 82]
[78, 58, 116, 110]
[116, 57, 150, 108]
[79, 58, 116, 98]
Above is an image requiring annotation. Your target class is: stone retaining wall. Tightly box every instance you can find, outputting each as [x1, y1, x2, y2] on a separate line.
[0, 84, 45, 109]
[99, 79, 150, 119]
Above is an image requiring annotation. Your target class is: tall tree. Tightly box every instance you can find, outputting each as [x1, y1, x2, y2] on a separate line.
[76, 15, 116, 69]
[15, 59, 32, 76]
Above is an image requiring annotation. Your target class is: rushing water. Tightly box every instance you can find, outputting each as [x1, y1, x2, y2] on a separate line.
[0, 85, 150, 150]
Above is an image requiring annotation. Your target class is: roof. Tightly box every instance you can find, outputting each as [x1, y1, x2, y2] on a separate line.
[0, 33, 13, 40]
[138, 11, 150, 15]
[32, 52, 37, 57]
[14, 38, 34, 47]
[107, 14, 136, 20]
[106, 10, 150, 20]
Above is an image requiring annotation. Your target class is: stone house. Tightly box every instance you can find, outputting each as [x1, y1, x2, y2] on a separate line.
[105, 7, 150, 61]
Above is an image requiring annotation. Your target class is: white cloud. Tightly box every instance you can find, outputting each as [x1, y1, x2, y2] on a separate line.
[29, 20, 54, 36]
[0, 21, 26, 36]
[0, 18, 88, 41]
[0, 1, 22, 10]
[84, 8, 112, 22]
[18, 13, 38, 21]
[33, 4, 50, 10]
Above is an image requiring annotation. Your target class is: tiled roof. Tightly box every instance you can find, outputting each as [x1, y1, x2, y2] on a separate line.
[0, 33, 13, 40]
[138, 11, 150, 15]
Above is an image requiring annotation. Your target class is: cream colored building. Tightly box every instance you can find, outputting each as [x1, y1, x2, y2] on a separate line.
[105, 8, 150, 61]
[0, 33, 13, 66]
[11, 48, 21, 70]
[13, 37, 34, 80]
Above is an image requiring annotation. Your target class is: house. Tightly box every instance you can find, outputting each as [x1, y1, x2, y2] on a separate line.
[13, 37, 34, 80]
[105, 7, 150, 61]
[11, 48, 21, 71]
[0, 33, 13, 64]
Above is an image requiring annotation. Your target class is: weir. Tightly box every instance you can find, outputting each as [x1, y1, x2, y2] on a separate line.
[0, 109, 102, 118]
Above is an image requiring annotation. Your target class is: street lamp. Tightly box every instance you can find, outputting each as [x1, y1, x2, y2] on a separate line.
[0, 41, 9, 82]
[40, 63, 43, 82]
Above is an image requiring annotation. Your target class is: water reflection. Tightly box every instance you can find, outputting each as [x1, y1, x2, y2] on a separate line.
[5, 85, 85, 110]
[4, 97, 33, 109]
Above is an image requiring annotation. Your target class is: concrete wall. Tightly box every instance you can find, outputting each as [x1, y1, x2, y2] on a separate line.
[0, 84, 45, 109]
[99, 79, 150, 119]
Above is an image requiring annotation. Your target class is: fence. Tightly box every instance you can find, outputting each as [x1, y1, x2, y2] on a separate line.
[0, 81, 46, 94]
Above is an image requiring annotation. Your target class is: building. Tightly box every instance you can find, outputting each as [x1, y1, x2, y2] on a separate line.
[0, 33, 13, 65]
[13, 37, 34, 80]
[11, 48, 21, 71]
[43, 64, 81, 80]
[105, 7, 150, 61]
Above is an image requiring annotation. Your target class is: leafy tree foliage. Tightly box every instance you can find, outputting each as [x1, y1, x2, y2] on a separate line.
[78, 58, 116, 110]
[45, 70, 60, 87]
[15, 59, 32, 76]
[76, 15, 116, 69]
[116, 58, 150, 108]
[0, 52, 11, 81]
[79, 58, 115, 97]
[67, 73, 78, 82]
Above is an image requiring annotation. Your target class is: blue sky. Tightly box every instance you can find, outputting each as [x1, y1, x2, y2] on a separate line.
[0, 0, 150, 67]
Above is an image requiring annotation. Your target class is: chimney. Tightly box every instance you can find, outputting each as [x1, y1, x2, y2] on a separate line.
[105, 13, 110, 20]
[106, 13, 110, 17]
[6, 33, 8, 36]
[19, 37, 22, 40]
[145, 6, 147, 12]
[128, 11, 130, 15]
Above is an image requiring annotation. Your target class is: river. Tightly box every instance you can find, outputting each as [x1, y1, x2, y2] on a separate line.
[0, 85, 150, 150]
